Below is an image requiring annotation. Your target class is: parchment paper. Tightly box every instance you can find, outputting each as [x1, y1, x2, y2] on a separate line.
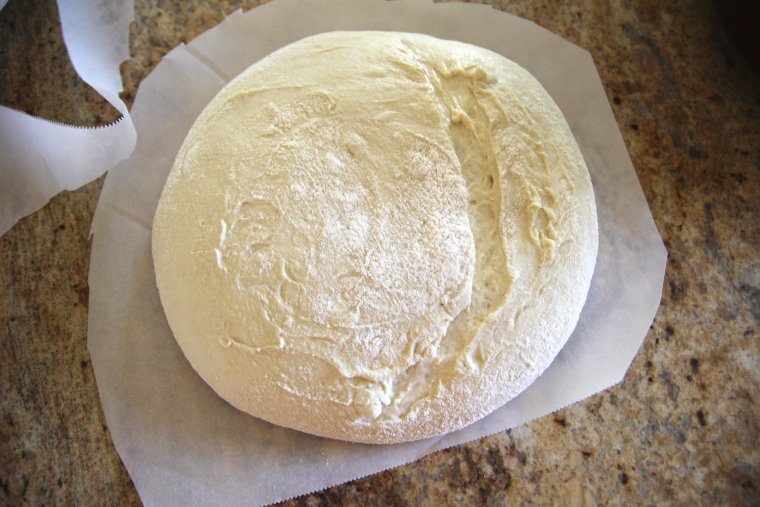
[88, 1, 667, 505]
[0, 0, 135, 236]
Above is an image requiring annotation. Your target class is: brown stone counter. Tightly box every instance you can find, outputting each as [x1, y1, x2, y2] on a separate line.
[1, 0, 757, 504]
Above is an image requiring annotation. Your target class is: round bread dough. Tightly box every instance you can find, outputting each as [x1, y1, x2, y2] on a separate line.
[152, 31, 598, 444]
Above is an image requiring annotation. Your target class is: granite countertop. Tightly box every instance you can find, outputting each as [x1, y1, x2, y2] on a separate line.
[1, 0, 758, 505]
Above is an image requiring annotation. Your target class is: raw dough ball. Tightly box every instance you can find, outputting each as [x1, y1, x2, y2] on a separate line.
[152, 31, 598, 444]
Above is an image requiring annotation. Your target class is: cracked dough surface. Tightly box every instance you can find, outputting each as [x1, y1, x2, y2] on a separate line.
[152, 32, 598, 444]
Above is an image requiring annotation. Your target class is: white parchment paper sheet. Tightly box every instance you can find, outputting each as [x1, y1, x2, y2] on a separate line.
[88, 1, 667, 505]
[0, 0, 135, 235]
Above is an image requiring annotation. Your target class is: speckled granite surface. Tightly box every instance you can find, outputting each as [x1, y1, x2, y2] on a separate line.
[0, 0, 758, 505]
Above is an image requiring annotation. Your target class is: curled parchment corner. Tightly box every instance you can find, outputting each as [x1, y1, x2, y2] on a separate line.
[0, 0, 136, 237]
